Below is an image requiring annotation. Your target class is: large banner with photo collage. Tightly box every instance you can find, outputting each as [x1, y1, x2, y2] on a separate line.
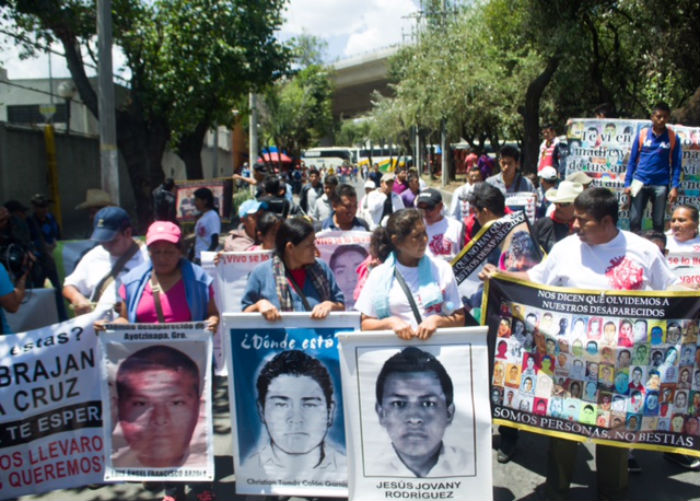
[565, 118, 700, 229]
[483, 275, 700, 455]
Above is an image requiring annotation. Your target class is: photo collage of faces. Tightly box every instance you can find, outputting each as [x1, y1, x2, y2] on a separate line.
[490, 301, 700, 437]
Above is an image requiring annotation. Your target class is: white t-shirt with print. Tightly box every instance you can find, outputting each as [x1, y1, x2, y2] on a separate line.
[449, 183, 475, 221]
[64, 242, 149, 307]
[425, 216, 465, 260]
[665, 234, 700, 260]
[194, 209, 221, 259]
[527, 230, 677, 291]
[355, 256, 461, 328]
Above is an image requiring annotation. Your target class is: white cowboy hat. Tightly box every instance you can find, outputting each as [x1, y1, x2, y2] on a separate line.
[545, 181, 584, 204]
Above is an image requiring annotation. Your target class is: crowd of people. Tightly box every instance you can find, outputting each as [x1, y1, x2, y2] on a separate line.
[1, 101, 698, 500]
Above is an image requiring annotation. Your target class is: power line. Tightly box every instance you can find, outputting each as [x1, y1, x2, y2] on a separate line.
[0, 77, 72, 100]
[0, 26, 130, 84]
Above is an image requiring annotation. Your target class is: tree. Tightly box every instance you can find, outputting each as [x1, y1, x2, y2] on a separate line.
[1, 0, 290, 227]
[258, 38, 334, 170]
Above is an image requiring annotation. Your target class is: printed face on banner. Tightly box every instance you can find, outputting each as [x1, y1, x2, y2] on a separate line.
[227, 320, 353, 497]
[114, 346, 202, 468]
[315, 231, 371, 310]
[259, 374, 334, 455]
[375, 371, 456, 465]
[118, 368, 200, 467]
[358, 345, 475, 479]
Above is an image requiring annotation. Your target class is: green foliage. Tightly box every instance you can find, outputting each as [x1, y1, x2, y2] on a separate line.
[336, 119, 371, 146]
[258, 64, 334, 161]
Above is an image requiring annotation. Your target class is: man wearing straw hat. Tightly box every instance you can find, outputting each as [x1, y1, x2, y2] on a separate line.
[532, 181, 583, 253]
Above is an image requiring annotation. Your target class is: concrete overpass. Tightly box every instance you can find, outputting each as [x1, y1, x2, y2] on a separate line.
[330, 46, 399, 118]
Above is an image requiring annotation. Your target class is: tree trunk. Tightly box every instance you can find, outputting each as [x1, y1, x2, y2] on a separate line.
[521, 56, 560, 174]
[672, 85, 700, 126]
[116, 111, 169, 232]
[176, 122, 209, 180]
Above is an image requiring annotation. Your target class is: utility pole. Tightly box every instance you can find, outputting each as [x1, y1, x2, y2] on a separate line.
[97, 0, 119, 205]
[249, 93, 258, 167]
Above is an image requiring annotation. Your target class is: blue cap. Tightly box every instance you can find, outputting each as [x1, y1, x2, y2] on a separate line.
[91, 207, 131, 242]
[238, 199, 265, 218]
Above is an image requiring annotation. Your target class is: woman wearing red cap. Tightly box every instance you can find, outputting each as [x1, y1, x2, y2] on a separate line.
[111, 220, 218, 501]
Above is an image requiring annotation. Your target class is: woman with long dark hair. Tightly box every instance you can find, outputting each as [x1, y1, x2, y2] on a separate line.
[355, 209, 465, 339]
[241, 217, 345, 320]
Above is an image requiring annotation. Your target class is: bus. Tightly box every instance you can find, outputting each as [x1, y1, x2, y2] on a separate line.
[357, 145, 412, 172]
[302, 147, 358, 172]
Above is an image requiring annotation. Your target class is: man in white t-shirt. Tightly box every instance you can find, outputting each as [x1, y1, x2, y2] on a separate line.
[416, 188, 464, 260]
[366, 173, 405, 229]
[482, 187, 677, 500]
[63, 207, 148, 315]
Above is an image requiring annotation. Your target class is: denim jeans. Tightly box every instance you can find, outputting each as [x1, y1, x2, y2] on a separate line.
[629, 184, 668, 233]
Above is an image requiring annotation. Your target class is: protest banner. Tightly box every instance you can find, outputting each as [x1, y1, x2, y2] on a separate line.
[0, 308, 110, 499]
[484, 274, 700, 456]
[175, 178, 233, 222]
[505, 192, 537, 224]
[451, 211, 542, 309]
[337, 328, 492, 501]
[201, 250, 273, 373]
[99, 323, 214, 481]
[565, 118, 700, 228]
[6, 288, 59, 333]
[224, 312, 360, 498]
[315, 230, 372, 310]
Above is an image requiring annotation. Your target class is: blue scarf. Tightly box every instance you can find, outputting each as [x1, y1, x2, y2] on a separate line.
[373, 252, 443, 319]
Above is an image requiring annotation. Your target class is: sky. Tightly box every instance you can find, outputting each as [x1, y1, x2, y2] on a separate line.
[0, 0, 419, 80]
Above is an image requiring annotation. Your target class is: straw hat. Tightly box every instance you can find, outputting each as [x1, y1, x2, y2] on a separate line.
[75, 189, 113, 210]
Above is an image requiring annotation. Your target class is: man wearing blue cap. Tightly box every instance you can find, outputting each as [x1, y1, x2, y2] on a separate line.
[223, 199, 265, 251]
[63, 207, 148, 315]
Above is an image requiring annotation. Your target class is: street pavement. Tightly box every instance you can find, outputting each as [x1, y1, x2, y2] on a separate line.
[17, 376, 700, 501]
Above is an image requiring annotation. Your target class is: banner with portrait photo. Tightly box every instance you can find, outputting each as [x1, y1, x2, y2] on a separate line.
[565, 118, 700, 229]
[175, 178, 233, 222]
[99, 323, 214, 481]
[201, 250, 273, 372]
[451, 210, 543, 309]
[0, 308, 110, 500]
[337, 328, 492, 501]
[315, 230, 372, 310]
[505, 192, 537, 225]
[484, 275, 700, 456]
[224, 312, 361, 498]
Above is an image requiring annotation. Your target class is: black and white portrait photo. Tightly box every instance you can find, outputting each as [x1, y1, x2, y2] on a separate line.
[337, 328, 492, 501]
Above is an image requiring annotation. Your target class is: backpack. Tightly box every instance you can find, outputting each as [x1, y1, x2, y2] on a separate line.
[638, 127, 677, 164]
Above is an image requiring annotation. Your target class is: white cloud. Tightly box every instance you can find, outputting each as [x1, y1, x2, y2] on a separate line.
[281, 0, 418, 59]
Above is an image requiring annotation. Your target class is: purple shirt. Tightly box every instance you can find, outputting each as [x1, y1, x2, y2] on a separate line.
[392, 179, 408, 194]
[401, 188, 418, 208]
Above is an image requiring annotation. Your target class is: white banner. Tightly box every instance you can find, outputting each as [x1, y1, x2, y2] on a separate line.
[6, 288, 59, 333]
[315, 230, 372, 311]
[224, 312, 361, 498]
[0, 308, 110, 499]
[505, 192, 536, 225]
[99, 323, 214, 482]
[337, 328, 493, 501]
[201, 249, 273, 373]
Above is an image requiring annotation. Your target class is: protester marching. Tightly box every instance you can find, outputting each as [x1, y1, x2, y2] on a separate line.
[2, 108, 700, 501]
